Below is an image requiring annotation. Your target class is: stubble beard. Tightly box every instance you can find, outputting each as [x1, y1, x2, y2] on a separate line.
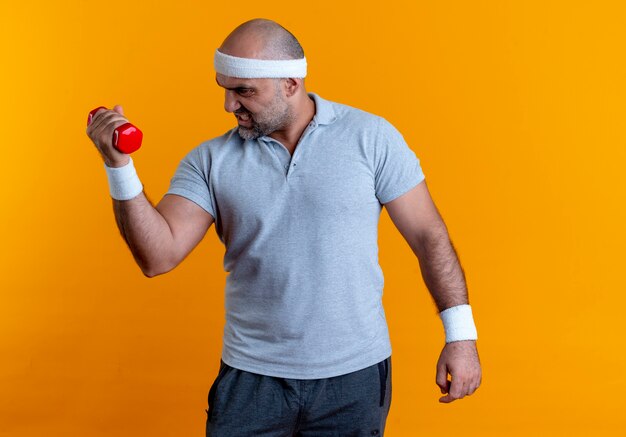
[236, 93, 294, 141]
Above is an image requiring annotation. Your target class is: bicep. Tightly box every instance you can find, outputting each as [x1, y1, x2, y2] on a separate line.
[384, 179, 446, 250]
[155, 193, 214, 267]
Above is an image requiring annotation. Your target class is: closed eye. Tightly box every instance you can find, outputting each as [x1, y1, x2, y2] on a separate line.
[237, 88, 254, 96]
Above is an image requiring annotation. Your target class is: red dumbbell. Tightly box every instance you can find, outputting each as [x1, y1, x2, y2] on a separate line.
[87, 106, 143, 154]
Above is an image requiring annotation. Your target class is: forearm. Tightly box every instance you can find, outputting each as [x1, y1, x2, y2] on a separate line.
[112, 191, 174, 277]
[413, 227, 469, 312]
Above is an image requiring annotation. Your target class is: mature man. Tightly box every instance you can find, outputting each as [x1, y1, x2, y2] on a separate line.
[86, 18, 481, 437]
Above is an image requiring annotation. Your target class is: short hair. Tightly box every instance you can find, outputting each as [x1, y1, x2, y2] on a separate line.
[233, 18, 304, 60]
[269, 24, 304, 59]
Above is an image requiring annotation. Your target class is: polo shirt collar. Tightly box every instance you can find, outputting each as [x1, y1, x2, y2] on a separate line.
[308, 92, 337, 126]
[256, 92, 337, 144]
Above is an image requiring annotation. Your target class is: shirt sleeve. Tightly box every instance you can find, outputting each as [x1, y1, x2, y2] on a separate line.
[374, 117, 426, 204]
[165, 146, 216, 219]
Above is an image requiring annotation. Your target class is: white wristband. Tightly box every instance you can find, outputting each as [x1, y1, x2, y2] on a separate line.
[103, 156, 143, 200]
[439, 304, 478, 343]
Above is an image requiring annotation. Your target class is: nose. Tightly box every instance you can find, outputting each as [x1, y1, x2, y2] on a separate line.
[224, 90, 241, 113]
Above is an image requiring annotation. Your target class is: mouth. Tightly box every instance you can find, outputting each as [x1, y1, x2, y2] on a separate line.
[236, 112, 252, 126]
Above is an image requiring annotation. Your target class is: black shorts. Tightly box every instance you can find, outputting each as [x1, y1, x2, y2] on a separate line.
[206, 356, 392, 436]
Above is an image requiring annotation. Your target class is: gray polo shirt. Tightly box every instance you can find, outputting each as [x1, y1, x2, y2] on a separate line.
[165, 92, 426, 379]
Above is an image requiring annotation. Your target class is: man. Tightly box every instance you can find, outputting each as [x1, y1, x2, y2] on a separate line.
[86, 18, 481, 437]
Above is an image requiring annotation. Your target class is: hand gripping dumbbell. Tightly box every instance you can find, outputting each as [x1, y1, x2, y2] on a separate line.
[87, 106, 143, 154]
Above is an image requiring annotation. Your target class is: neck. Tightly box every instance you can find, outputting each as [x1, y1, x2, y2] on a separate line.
[268, 93, 315, 153]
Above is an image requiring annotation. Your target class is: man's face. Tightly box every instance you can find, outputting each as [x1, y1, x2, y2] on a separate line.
[215, 73, 294, 140]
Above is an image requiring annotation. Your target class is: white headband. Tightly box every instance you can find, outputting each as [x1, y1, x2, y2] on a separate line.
[213, 49, 307, 78]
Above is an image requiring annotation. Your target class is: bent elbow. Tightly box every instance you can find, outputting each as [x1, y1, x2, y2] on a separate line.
[140, 259, 176, 278]
[139, 261, 166, 278]
[142, 267, 159, 278]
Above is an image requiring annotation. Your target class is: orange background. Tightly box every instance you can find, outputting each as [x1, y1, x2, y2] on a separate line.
[1, 0, 625, 435]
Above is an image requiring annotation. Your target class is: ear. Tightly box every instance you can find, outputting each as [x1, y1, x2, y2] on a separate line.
[283, 78, 300, 97]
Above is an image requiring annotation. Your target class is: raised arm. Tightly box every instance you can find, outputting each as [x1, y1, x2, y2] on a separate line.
[86, 105, 214, 277]
[112, 192, 214, 277]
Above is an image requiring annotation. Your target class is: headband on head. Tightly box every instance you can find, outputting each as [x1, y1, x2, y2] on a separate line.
[213, 49, 307, 79]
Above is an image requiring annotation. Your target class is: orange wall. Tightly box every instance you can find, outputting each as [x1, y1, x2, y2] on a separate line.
[1, 1, 624, 435]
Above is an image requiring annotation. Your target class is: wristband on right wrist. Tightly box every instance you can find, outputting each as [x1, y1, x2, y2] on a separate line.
[103, 156, 143, 200]
[439, 304, 478, 343]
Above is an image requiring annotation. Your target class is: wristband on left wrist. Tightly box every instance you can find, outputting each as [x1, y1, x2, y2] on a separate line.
[439, 304, 478, 343]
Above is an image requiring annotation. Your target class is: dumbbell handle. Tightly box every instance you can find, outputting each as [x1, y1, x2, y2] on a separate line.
[87, 106, 143, 154]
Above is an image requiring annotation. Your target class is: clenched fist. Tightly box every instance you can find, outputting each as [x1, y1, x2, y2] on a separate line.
[86, 105, 131, 168]
[436, 340, 482, 403]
